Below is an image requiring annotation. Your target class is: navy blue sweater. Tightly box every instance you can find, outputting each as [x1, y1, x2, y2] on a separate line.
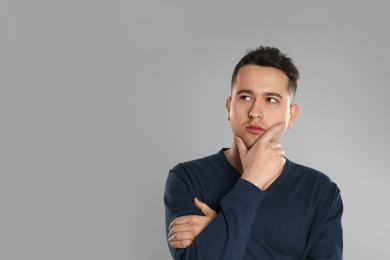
[164, 149, 343, 259]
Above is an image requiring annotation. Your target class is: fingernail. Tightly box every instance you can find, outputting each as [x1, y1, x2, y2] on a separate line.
[169, 233, 176, 241]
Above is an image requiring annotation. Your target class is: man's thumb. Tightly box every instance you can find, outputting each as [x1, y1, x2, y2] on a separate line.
[260, 122, 286, 143]
[194, 198, 214, 216]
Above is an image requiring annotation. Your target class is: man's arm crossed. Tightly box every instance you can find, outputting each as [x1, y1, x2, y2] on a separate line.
[168, 198, 217, 249]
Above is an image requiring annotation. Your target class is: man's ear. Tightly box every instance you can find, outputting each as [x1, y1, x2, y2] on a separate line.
[287, 104, 299, 129]
[226, 96, 232, 121]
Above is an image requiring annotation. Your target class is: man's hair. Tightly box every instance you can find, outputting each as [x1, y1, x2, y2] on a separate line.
[231, 46, 300, 102]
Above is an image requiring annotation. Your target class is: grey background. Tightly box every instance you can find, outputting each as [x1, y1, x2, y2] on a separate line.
[1, 1, 389, 259]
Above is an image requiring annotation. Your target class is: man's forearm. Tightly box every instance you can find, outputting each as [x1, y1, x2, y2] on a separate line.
[165, 178, 264, 259]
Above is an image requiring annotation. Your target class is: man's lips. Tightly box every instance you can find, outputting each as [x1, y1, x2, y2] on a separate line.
[246, 125, 265, 134]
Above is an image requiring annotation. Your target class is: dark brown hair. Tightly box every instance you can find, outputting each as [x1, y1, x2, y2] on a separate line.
[231, 46, 300, 102]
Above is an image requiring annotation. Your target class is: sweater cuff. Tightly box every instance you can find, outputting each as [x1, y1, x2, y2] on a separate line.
[228, 178, 265, 207]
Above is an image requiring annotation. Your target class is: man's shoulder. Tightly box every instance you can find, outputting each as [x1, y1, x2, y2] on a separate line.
[171, 149, 226, 174]
[286, 159, 340, 193]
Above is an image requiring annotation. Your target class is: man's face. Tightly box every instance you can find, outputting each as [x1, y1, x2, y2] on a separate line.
[226, 65, 299, 148]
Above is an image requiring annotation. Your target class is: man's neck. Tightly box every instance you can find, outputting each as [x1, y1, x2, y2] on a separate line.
[224, 142, 243, 174]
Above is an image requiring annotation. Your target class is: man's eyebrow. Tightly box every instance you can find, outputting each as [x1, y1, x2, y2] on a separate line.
[236, 89, 254, 95]
[264, 92, 284, 100]
[236, 90, 284, 100]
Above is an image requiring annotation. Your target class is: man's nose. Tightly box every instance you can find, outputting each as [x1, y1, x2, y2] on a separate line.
[249, 102, 263, 119]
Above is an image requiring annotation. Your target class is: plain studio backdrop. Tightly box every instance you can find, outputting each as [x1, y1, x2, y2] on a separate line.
[1, 1, 389, 259]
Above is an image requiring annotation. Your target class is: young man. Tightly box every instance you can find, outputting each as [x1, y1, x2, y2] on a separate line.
[164, 46, 343, 259]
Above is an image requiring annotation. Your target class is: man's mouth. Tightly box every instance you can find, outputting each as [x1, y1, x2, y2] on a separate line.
[246, 124, 265, 134]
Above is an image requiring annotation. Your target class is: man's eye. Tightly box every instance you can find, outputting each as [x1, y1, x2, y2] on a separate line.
[267, 98, 278, 103]
[241, 96, 251, 100]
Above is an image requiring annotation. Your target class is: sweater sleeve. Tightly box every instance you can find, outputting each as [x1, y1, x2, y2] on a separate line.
[306, 192, 343, 260]
[164, 168, 264, 260]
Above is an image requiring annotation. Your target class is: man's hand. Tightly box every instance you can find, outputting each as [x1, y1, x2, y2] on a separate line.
[235, 122, 286, 190]
[168, 198, 217, 249]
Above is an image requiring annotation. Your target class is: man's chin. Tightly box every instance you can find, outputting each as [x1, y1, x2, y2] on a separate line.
[243, 139, 256, 149]
[243, 135, 263, 149]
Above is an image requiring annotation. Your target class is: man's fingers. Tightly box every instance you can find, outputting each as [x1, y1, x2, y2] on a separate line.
[270, 141, 281, 149]
[169, 215, 193, 230]
[169, 230, 196, 242]
[194, 198, 216, 217]
[234, 136, 248, 156]
[260, 122, 286, 143]
[168, 206, 218, 249]
[275, 147, 285, 157]
[168, 223, 192, 239]
[169, 237, 193, 249]
[168, 230, 194, 249]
